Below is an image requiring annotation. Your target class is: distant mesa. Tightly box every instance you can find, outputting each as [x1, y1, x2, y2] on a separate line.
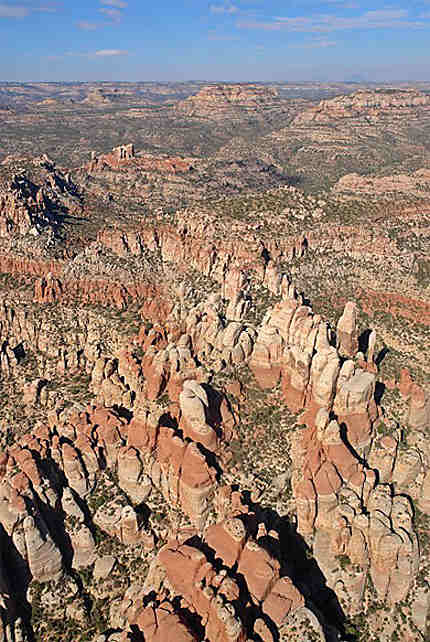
[333, 168, 430, 198]
[292, 87, 430, 125]
[38, 98, 61, 107]
[87, 143, 197, 174]
[82, 88, 112, 105]
[91, 143, 135, 163]
[38, 97, 75, 107]
[175, 83, 282, 119]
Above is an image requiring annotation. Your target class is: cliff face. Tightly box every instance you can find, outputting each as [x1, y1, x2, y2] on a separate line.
[293, 88, 430, 125]
[82, 88, 112, 105]
[176, 83, 283, 119]
[333, 168, 430, 197]
[0, 155, 82, 240]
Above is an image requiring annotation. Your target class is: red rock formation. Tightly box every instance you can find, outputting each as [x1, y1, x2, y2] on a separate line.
[407, 383, 429, 431]
[136, 516, 304, 640]
[291, 403, 419, 607]
[0, 253, 63, 277]
[87, 144, 196, 175]
[333, 368, 377, 450]
[336, 301, 359, 359]
[135, 602, 197, 642]
[398, 367, 414, 399]
[33, 273, 173, 318]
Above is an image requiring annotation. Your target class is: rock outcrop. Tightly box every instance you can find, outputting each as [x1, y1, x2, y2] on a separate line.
[128, 517, 307, 641]
[293, 88, 430, 125]
[176, 84, 282, 119]
[0, 155, 81, 238]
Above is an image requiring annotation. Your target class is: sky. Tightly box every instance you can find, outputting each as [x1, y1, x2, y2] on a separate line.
[1, 0, 430, 82]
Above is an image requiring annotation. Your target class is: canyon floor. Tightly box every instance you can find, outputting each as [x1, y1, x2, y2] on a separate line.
[0, 82, 429, 642]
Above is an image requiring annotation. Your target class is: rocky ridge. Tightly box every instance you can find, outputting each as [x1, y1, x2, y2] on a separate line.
[293, 88, 430, 125]
[176, 84, 285, 120]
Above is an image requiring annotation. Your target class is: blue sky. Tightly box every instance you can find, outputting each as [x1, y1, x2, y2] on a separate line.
[1, 0, 430, 81]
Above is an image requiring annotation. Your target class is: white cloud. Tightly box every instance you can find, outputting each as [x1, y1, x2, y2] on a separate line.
[0, 2, 57, 18]
[77, 20, 98, 30]
[324, 0, 359, 7]
[34, 4, 57, 12]
[64, 49, 129, 58]
[0, 4, 28, 17]
[363, 9, 408, 20]
[78, 0, 127, 32]
[98, 0, 127, 22]
[100, 0, 127, 6]
[99, 7, 121, 20]
[210, 4, 238, 15]
[238, 9, 425, 33]
[290, 39, 337, 48]
[94, 49, 128, 56]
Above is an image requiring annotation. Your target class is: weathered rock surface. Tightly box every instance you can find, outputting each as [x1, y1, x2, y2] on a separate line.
[293, 88, 430, 125]
[176, 83, 282, 119]
[130, 516, 305, 641]
[0, 122, 428, 642]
